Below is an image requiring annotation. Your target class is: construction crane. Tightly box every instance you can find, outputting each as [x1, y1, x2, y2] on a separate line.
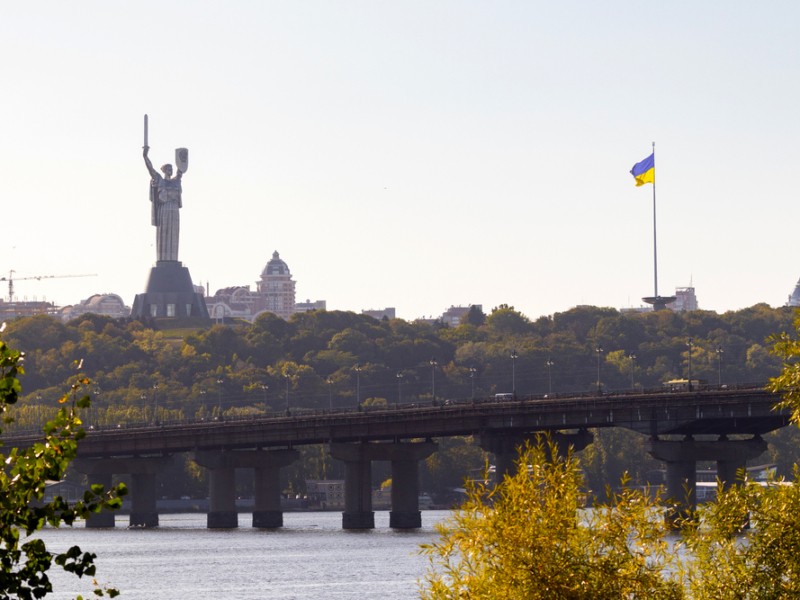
[0, 270, 97, 303]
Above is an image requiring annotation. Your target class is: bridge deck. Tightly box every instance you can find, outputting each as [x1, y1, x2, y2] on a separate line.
[8, 385, 786, 459]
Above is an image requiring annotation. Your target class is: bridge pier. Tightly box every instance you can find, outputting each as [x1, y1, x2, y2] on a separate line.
[330, 441, 437, 530]
[193, 449, 299, 529]
[84, 472, 115, 528]
[480, 429, 593, 482]
[253, 450, 299, 528]
[647, 435, 767, 526]
[74, 456, 173, 528]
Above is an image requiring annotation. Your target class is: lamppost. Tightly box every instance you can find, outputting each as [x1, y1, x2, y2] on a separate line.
[510, 349, 518, 398]
[430, 358, 438, 405]
[469, 366, 477, 400]
[216, 378, 224, 418]
[140, 393, 147, 423]
[629, 353, 637, 389]
[396, 372, 404, 407]
[284, 374, 290, 415]
[354, 364, 362, 409]
[152, 383, 159, 425]
[716, 346, 724, 386]
[260, 384, 269, 411]
[686, 338, 694, 391]
[326, 378, 333, 410]
[595, 346, 604, 394]
[546, 358, 554, 395]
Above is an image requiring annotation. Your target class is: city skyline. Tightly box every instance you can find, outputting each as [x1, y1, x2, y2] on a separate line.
[3, 3, 799, 322]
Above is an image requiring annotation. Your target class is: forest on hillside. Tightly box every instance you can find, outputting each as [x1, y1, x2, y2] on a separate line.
[3, 302, 798, 502]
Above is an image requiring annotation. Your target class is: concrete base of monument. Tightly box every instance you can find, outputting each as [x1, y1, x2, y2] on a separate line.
[252, 510, 284, 529]
[130, 260, 210, 324]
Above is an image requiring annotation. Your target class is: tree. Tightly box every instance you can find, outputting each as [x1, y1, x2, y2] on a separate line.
[680, 470, 800, 599]
[421, 439, 682, 599]
[0, 329, 125, 599]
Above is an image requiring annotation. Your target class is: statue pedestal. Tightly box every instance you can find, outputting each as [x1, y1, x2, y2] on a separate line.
[131, 261, 209, 324]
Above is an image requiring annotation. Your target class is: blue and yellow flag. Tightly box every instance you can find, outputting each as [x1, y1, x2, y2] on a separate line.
[630, 153, 655, 186]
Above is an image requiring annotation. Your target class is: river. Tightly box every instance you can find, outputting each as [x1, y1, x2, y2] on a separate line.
[33, 511, 448, 600]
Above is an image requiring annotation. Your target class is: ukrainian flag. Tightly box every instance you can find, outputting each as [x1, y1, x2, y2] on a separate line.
[630, 153, 655, 186]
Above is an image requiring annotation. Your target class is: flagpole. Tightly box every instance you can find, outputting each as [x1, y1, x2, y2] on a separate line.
[651, 141, 658, 298]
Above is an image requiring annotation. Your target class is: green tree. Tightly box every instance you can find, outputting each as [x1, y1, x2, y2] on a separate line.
[0, 331, 125, 599]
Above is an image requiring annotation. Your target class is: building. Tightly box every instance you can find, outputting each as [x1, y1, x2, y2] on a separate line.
[0, 300, 59, 321]
[295, 299, 327, 313]
[441, 304, 482, 327]
[257, 251, 296, 320]
[362, 307, 396, 320]
[205, 251, 319, 322]
[788, 277, 800, 307]
[670, 286, 698, 312]
[305, 480, 345, 510]
[60, 293, 130, 321]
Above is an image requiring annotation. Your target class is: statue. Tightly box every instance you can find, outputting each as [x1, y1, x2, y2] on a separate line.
[142, 115, 187, 262]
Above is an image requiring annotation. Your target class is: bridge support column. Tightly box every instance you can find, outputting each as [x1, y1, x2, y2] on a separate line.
[253, 450, 299, 529]
[330, 441, 437, 530]
[194, 449, 299, 529]
[480, 430, 592, 483]
[330, 443, 375, 529]
[193, 451, 238, 529]
[479, 434, 526, 483]
[74, 456, 172, 528]
[387, 442, 437, 529]
[647, 435, 767, 527]
[84, 472, 115, 528]
[130, 471, 159, 528]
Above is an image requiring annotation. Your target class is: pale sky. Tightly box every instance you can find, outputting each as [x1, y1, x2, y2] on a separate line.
[2, 2, 798, 321]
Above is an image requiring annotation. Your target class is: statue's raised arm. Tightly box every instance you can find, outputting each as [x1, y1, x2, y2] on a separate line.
[143, 146, 159, 180]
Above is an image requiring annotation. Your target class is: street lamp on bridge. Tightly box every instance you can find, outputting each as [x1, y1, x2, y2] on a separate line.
[326, 378, 333, 410]
[260, 384, 269, 410]
[546, 358, 554, 395]
[629, 353, 637, 389]
[430, 358, 438, 406]
[510, 349, 518, 398]
[469, 366, 477, 400]
[152, 383, 159, 425]
[216, 379, 224, 418]
[396, 372, 404, 407]
[716, 346, 724, 386]
[354, 364, 362, 409]
[686, 338, 694, 391]
[284, 374, 291, 415]
[595, 346, 604, 394]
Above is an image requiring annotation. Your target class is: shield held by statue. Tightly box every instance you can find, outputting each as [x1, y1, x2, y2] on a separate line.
[175, 147, 189, 173]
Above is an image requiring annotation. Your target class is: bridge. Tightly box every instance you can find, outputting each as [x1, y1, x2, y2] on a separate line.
[11, 384, 791, 530]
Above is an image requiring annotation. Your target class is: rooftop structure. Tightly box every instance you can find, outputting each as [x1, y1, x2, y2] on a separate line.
[61, 293, 130, 321]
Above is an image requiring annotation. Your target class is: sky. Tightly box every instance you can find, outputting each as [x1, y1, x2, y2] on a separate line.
[2, 2, 799, 322]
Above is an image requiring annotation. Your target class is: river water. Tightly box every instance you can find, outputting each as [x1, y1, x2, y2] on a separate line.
[33, 511, 448, 600]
